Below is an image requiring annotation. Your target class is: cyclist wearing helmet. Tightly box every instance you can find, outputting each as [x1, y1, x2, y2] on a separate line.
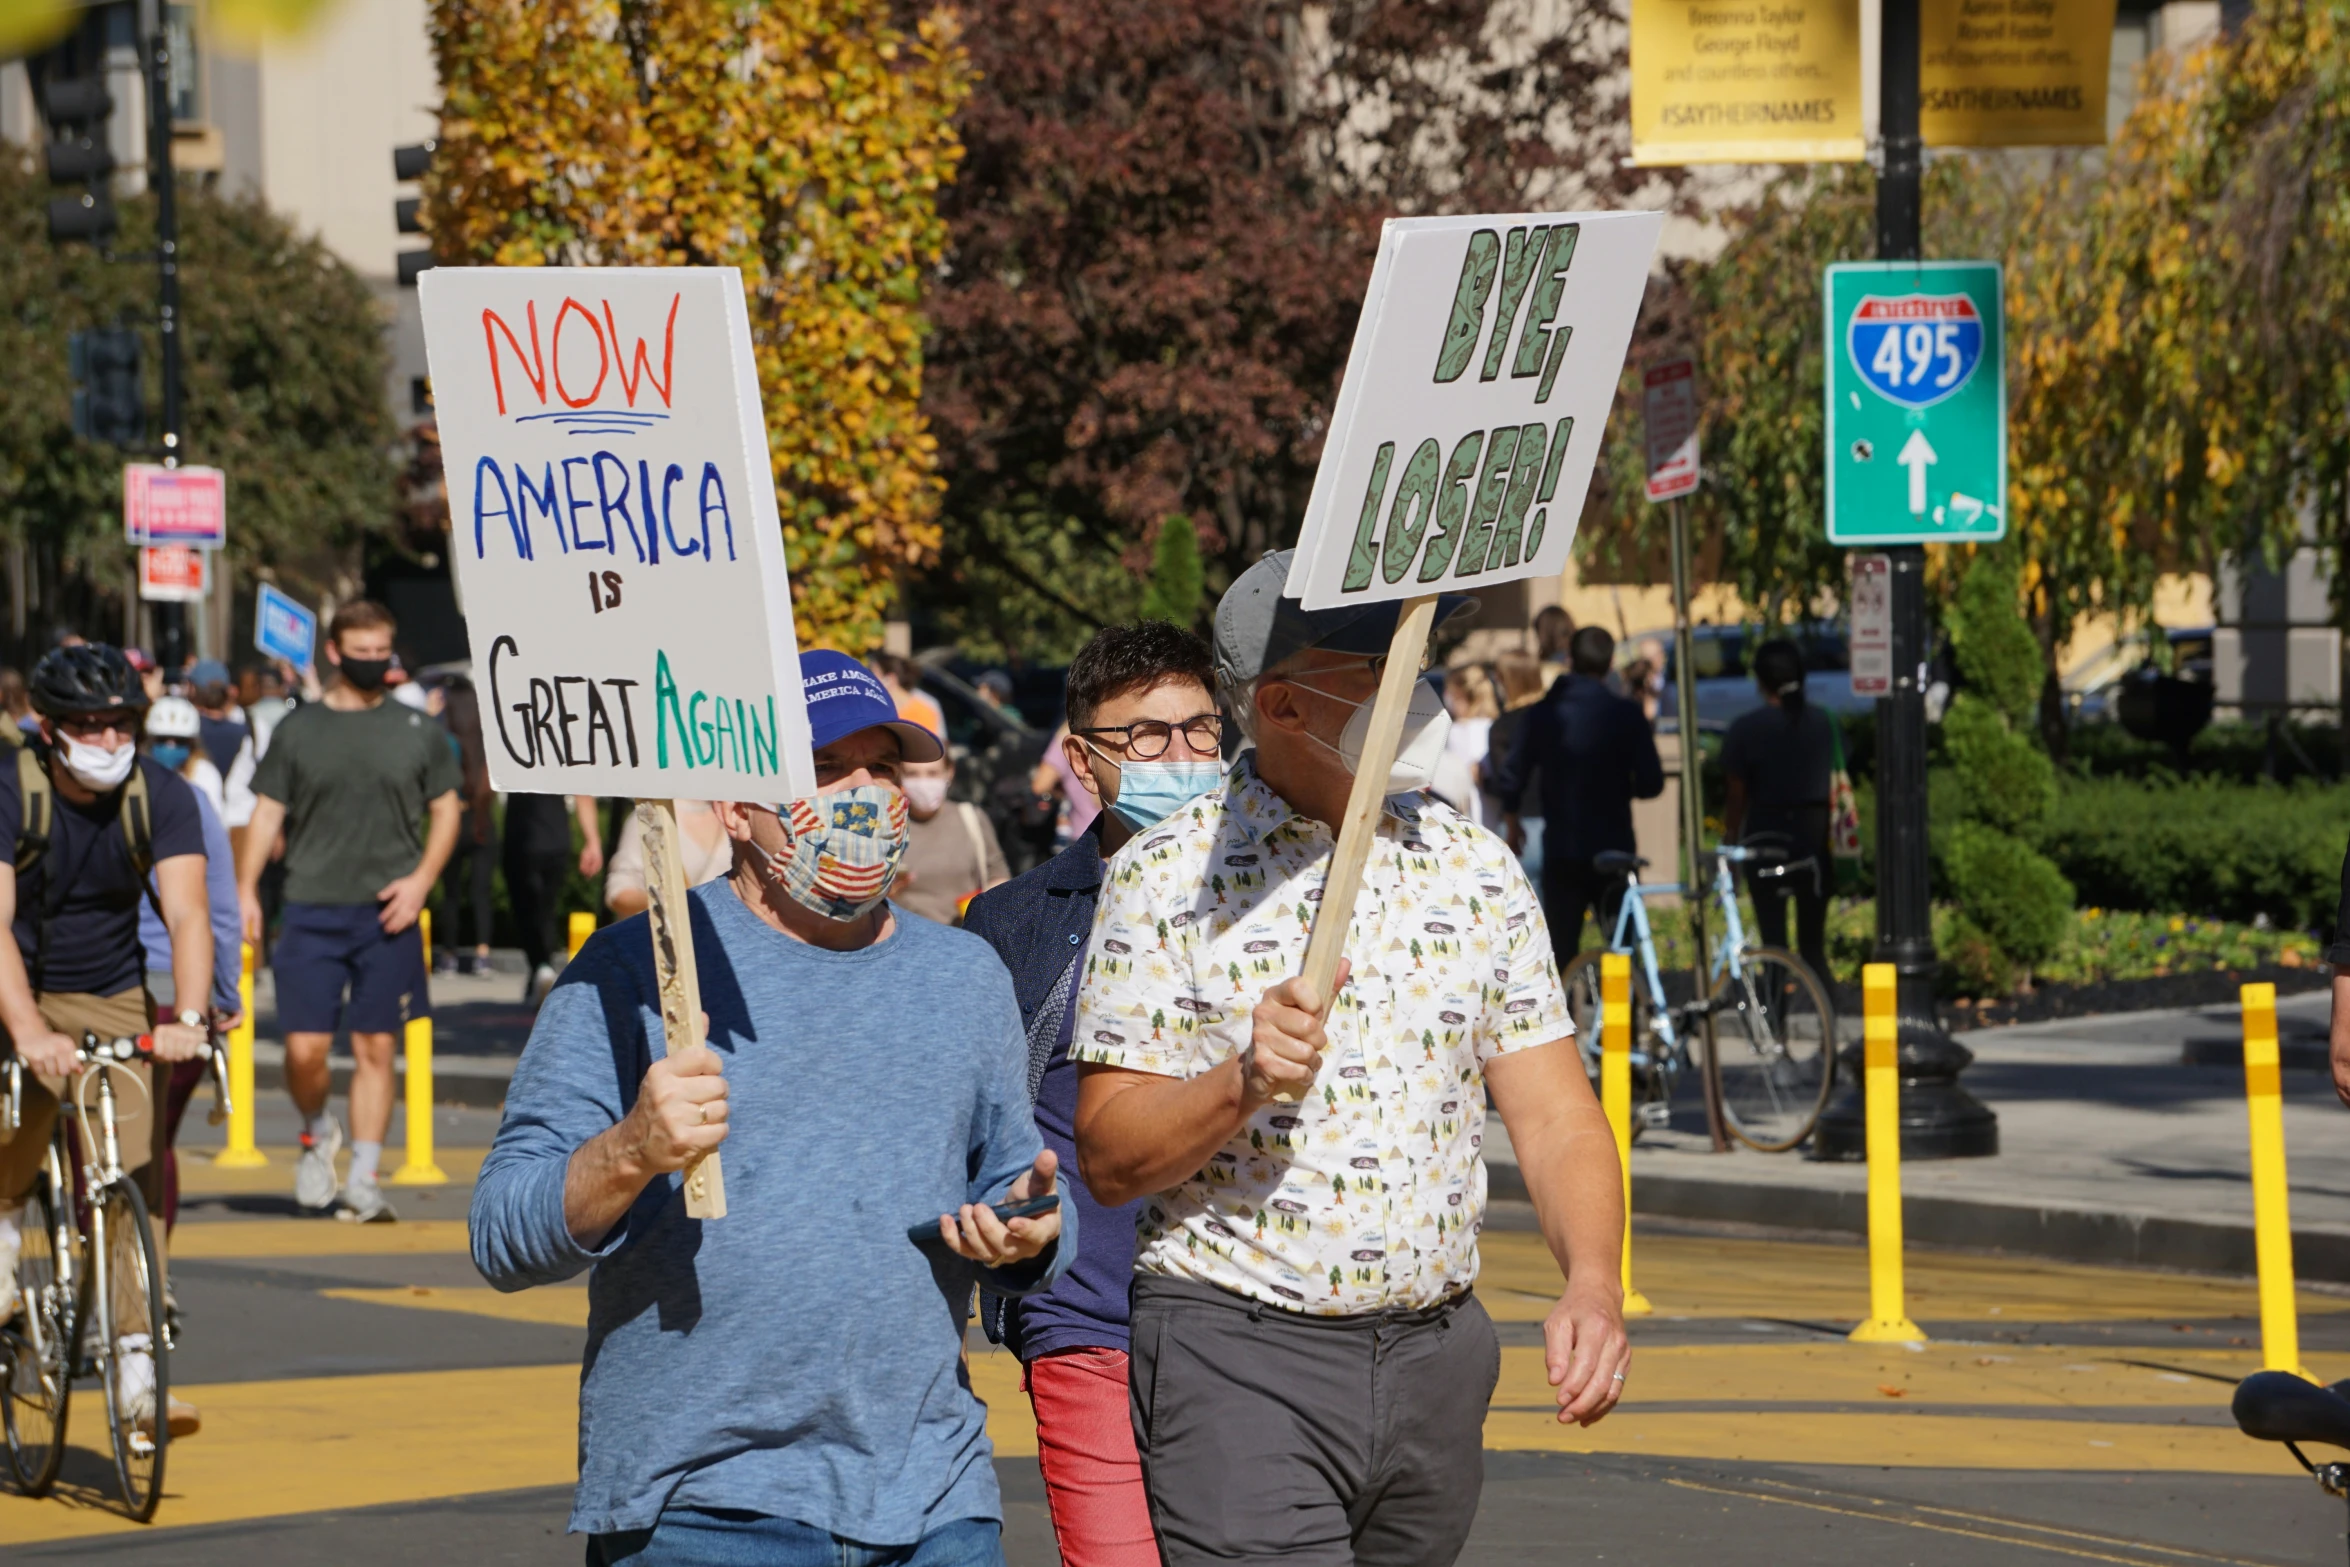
[0, 642, 216, 1440]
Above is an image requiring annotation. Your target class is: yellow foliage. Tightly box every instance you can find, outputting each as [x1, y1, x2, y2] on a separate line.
[424, 0, 969, 650]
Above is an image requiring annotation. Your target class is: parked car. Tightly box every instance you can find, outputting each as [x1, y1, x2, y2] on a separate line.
[1650, 624, 1873, 733]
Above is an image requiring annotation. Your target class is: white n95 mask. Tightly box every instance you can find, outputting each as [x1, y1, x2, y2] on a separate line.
[1297, 678, 1453, 794]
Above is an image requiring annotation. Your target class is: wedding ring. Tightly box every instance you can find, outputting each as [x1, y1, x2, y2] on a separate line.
[1610, 1371, 1626, 1383]
[697, 1105, 709, 1126]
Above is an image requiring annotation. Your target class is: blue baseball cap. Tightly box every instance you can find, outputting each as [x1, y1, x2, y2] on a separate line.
[799, 651, 945, 763]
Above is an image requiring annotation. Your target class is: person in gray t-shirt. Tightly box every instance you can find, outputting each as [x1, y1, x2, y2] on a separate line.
[237, 601, 460, 1222]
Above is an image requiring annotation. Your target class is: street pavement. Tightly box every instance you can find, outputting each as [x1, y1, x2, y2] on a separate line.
[7, 961, 2350, 1562]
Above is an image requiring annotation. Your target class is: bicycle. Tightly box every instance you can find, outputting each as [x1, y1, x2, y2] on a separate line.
[1559, 836, 1838, 1152]
[2233, 1371, 2350, 1564]
[1, 1029, 230, 1520]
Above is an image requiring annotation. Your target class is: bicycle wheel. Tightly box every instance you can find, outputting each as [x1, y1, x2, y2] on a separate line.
[1707, 946, 1837, 1153]
[2, 1173, 73, 1496]
[1560, 950, 1661, 1138]
[93, 1179, 167, 1520]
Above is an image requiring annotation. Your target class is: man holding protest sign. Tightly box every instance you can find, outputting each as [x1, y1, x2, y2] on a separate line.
[472, 652, 1070, 1564]
[1071, 558, 1629, 1564]
[425, 268, 1072, 1565]
[1073, 208, 1657, 1565]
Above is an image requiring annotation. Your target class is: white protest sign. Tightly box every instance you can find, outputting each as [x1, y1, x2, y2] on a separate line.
[418, 267, 816, 803]
[1286, 211, 1662, 610]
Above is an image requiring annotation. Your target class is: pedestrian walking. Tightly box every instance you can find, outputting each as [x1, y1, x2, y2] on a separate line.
[471, 650, 1069, 1567]
[1484, 650, 1550, 883]
[143, 696, 226, 820]
[603, 799, 729, 917]
[504, 792, 604, 1005]
[235, 601, 463, 1223]
[186, 658, 258, 833]
[1490, 626, 1665, 965]
[139, 703, 243, 1393]
[1071, 553, 1629, 1567]
[435, 677, 498, 977]
[1721, 637, 1834, 987]
[0, 643, 216, 1438]
[963, 620, 1226, 1567]
[897, 749, 1010, 925]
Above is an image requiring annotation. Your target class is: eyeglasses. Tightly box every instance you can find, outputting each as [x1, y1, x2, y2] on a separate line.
[1283, 647, 1435, 692]
[54, 714, 136, 740]
[1075, 714, 1225, 760]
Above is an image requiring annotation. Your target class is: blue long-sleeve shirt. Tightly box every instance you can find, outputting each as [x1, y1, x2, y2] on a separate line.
[470, 883, 1073, 1542]
[139, 786, 241, 1013]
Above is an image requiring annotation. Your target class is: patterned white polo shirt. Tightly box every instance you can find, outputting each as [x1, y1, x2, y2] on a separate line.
[1070, 753, 1570, 1315]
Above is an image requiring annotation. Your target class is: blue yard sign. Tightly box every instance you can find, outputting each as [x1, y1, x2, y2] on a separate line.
[254, 582, 317, 668]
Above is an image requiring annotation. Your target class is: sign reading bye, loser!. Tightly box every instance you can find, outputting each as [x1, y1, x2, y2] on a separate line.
[419, 267, 817, 803]
[1287, 212, 1660, 612]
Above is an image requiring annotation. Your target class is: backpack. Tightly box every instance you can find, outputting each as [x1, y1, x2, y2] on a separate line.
[15, 743, 160, 993]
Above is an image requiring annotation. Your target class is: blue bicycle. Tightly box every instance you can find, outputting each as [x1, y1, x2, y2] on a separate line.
[1559, 837, 1838, 1152]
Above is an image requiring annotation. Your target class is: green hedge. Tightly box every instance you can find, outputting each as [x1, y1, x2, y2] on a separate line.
[2041, 776, 2348, 929]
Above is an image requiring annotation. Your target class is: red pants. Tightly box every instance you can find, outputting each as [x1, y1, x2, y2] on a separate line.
[1025, 1347, 1161, 1567]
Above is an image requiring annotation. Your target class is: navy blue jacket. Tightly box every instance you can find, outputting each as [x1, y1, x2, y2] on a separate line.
[1488, 674, 1665, 864]
[960, 823, 1142, 1359]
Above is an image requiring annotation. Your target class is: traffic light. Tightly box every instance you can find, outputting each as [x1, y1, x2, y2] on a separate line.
[394, 141, 436, 285]
[69, 328, 144, 446]
[40, 72, 117, 245]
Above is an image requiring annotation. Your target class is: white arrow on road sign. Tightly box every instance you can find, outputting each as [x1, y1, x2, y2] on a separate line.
[1897, 429, 1936, 515]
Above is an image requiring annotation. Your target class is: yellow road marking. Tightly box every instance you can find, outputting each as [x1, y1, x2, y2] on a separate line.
[0, 1364, 577, 1546]
[1477, 1228, 2345, 1324]
[321, 1284, 587, 1328]
[168, 1219, 473, 1259]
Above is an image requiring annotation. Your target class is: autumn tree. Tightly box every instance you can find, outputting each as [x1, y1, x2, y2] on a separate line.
[917, 0, 1681, 658]
[0, 148, 392, 652]
[423, 0, 969, 650]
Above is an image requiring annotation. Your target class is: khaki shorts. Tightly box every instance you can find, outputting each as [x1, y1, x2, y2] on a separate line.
[0, 987, 162, 1211]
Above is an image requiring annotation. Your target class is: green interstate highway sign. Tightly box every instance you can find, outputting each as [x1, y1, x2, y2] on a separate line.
[1824, 261, 2007, 546]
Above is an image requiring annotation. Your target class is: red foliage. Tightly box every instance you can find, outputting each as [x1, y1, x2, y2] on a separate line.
[923, 0, 1679, 631]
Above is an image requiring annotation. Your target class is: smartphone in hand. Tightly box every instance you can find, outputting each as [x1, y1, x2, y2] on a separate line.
[905, 1192, 1061, 1248]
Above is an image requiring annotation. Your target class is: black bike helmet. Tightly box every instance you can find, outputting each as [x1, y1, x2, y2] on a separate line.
[30, 643, 149, 718]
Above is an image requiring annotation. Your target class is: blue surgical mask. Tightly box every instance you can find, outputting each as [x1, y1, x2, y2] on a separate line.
[1104, 759, 1225, 833]
[150, 741, 192, 771]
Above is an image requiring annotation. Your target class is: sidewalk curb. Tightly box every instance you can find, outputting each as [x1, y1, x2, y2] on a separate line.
[1486, 1163, 2350, 1283]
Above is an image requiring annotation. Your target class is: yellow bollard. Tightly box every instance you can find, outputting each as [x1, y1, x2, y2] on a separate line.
[569, 910, 595, 960]
[1599, 953, 1654, 1316]
[213, 941, 267, 1168]
[1849, 964, 1924, 1343]
[2241, 982, 2306, 1377]
[391, 911, 447, 1185]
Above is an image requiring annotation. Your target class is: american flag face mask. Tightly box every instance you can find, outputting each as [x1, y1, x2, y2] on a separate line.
[749, 784, 910, 921]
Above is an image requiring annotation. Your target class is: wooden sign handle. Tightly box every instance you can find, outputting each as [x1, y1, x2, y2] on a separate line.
[1285, 594, 1441, 1101]
[638, 799, 727, 1219]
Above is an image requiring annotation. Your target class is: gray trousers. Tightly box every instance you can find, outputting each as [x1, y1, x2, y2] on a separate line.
[1128, 1275, 1500, 1567]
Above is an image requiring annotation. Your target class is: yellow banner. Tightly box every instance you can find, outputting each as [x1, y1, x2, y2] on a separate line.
[1631, 0, 1866, 165]
[1921, 0, 2116, 146]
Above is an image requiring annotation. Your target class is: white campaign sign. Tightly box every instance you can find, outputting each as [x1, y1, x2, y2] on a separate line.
[419, 267, 816, 802]
[1287, 211, 1662, 610]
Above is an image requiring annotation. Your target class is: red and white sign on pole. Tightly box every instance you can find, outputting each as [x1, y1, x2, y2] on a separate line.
[1642, 357, 1700, 503]
[1849, 552, 1893, 697]
[139, 545, 209, 604]
[123, 463, 227, 548]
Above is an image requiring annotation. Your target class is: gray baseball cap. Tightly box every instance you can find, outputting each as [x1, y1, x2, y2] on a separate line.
[1212, 550, 1478, 687]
